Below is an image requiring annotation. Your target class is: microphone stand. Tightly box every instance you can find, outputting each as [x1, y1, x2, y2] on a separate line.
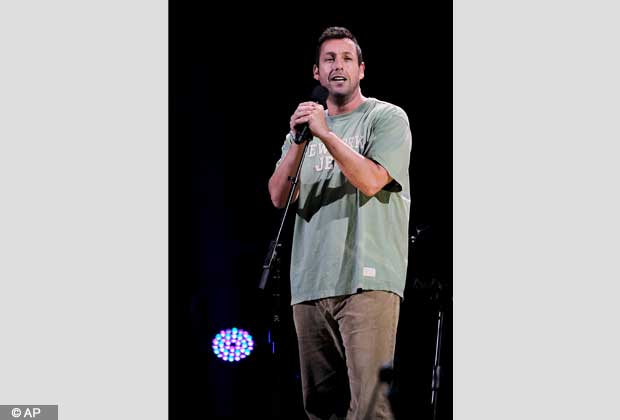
[405, 225, 450, 420]
[430, 280, 445, 420]
[259, 136, 311, 358]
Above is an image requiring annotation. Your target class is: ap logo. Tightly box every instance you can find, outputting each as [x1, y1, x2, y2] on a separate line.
[12, 407, 41, 418]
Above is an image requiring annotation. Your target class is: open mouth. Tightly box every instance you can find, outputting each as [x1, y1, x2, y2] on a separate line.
[331, 76, 347, 82]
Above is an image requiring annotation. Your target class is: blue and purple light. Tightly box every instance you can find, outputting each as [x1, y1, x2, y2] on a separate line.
[212, 327, 254, 362]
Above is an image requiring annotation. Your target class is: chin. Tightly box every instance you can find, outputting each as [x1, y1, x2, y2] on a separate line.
[330, 88, 348, 98]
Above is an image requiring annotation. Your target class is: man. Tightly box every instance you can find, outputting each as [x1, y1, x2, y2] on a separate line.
[268, 26, 412, 419]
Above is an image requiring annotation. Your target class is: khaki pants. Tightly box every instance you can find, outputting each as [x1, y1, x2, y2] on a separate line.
[293, 290, 400, 420]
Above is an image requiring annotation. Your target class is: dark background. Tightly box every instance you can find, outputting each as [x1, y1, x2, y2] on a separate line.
[171, 6, 452, 419]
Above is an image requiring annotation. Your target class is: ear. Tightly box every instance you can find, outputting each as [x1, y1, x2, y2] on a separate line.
[359, 62, 365, 80]
[313, 64, 319, 81]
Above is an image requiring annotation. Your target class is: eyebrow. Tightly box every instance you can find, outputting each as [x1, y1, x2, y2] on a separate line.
[323, 51, 355, 57]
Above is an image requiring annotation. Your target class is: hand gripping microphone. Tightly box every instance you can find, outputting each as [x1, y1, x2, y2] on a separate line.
[293, 85, 329, 144]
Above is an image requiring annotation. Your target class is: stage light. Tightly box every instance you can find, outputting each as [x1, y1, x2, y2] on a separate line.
[212, 327, 254, 362]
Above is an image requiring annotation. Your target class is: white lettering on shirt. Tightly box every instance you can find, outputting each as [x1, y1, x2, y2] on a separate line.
[312, 136, 366, 172]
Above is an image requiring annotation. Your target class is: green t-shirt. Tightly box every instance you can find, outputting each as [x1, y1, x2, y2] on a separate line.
[277, 98, 412, 305]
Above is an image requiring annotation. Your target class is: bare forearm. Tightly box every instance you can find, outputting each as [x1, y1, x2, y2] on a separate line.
[268, 142, 304, 208]
[318, 131, 392, 196]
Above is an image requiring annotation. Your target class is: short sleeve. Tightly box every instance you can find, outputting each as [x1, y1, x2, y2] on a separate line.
[275, 132, 295, 168]
[363, 106, 412, 192]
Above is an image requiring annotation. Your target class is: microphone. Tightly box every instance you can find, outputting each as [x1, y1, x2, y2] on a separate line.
[293, 85, 329, 144]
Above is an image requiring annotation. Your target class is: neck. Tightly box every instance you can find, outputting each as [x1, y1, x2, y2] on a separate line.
[327, 90, 366, 116]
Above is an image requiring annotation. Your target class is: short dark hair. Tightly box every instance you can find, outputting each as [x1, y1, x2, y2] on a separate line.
[315, 26, 363, 66]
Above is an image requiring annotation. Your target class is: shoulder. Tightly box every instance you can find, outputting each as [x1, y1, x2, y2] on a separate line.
[366, 98, 410, 125]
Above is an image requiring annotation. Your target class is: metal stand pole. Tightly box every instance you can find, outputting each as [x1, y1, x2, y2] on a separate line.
[258, 139, 311, 358]
[431, 290, 444, 420]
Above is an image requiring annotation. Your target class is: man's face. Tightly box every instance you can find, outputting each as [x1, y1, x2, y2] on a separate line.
[313, 38, 365, 99]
